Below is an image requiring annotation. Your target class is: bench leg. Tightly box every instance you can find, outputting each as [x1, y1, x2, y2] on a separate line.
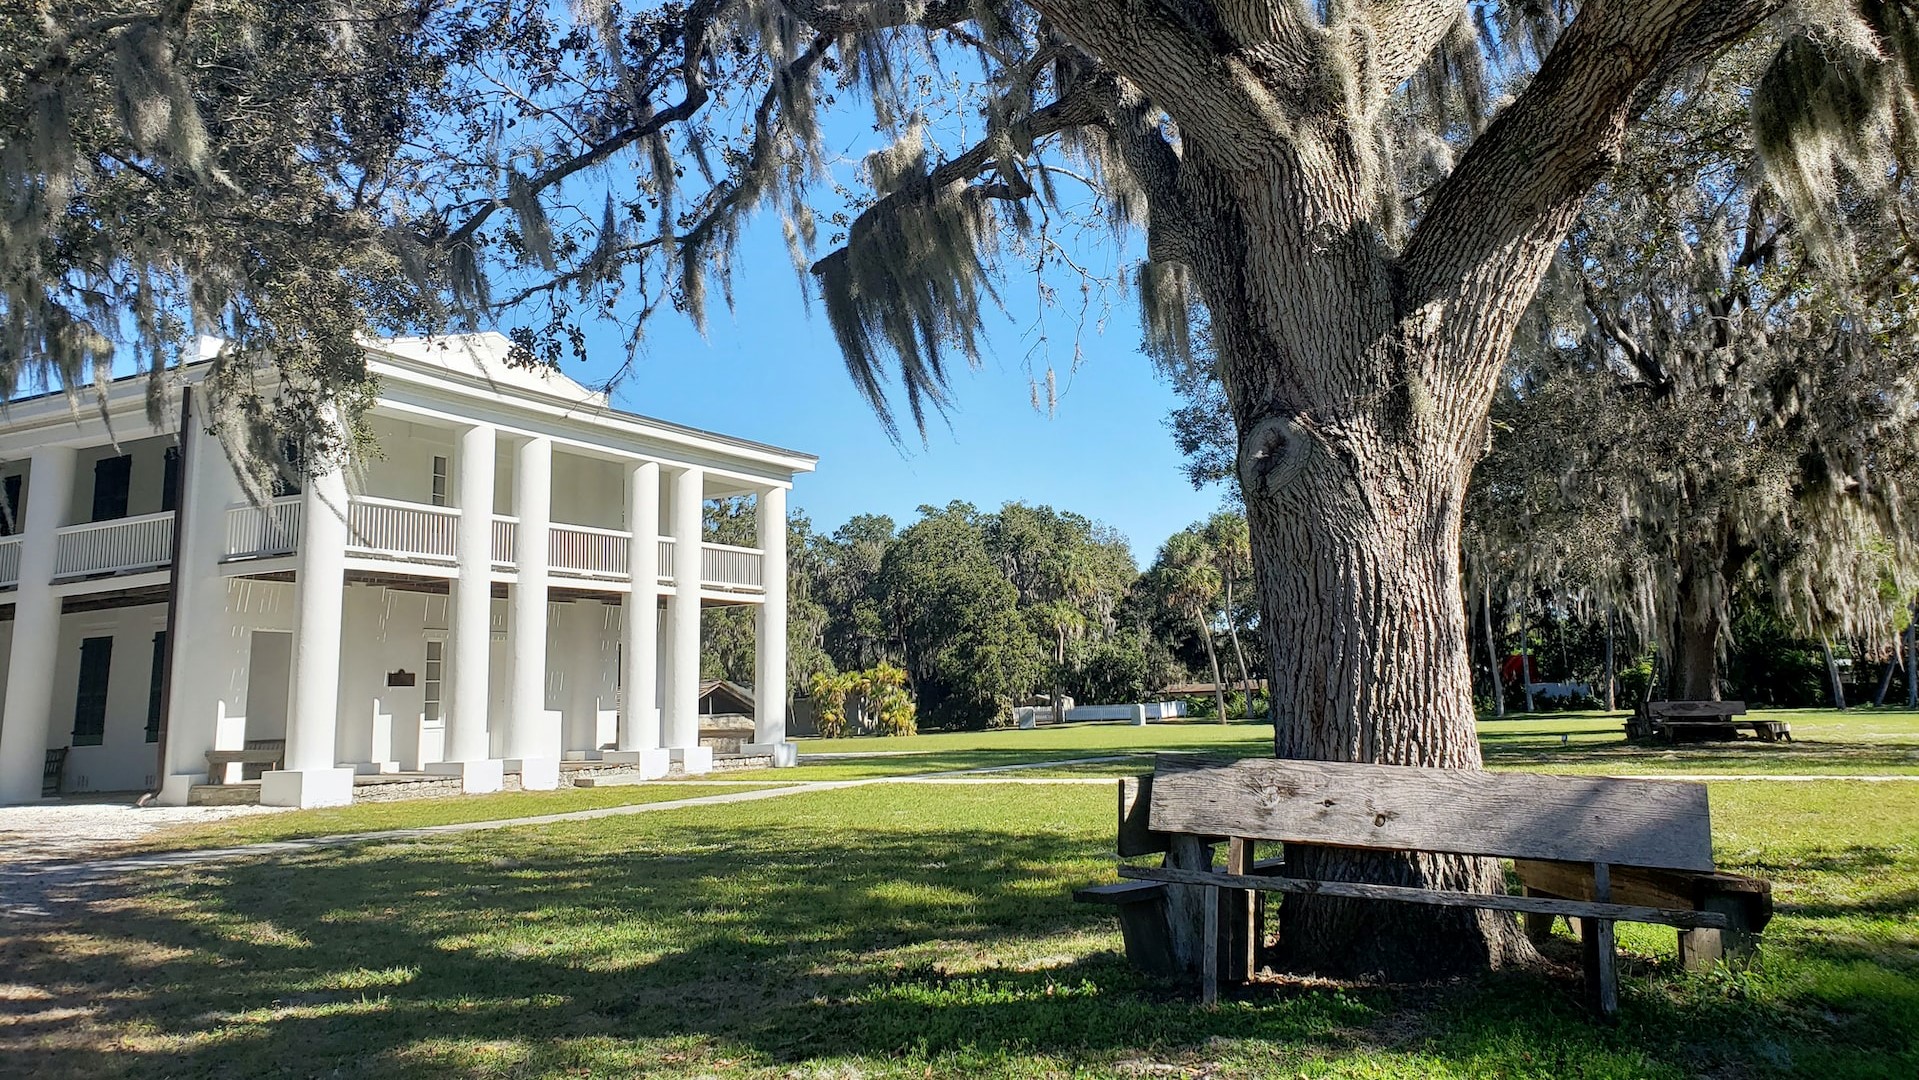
[1520, 886, 1559, 947]
[1201, 883, 1219, 1007]
[1225, 838, 1256, 983]
[1581, 917, 1619, 1019]
[1115, 897, 1181, 977]
[1678, 926, 1722, 972]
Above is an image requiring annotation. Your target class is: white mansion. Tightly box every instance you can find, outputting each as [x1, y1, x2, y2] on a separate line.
[0, 335, 815, 807]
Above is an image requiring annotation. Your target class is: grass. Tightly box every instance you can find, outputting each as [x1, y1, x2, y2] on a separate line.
[2, 779, 1915, 1077]
[125, 783, 784, 853]
[5, 712, 1918, 1076]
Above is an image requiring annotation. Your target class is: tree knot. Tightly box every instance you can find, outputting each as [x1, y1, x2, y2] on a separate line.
[1238, 413, 1316, 499]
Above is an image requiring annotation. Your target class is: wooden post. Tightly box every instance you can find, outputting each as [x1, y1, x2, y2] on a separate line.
[1583, 862, 1619, 1020]
[1226, 837, 1256, 982]
[1201, 883, 1219, 1007]
[1164, 834, 1211, 973]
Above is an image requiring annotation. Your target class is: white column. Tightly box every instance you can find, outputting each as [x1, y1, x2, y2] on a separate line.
[158, 393, 247, 804]
[0, 446, 76, 803]
[605, 459, 668, 777]
[430, 422, 503, 793]
[261, 456, 354, 808]
[746, 484, 795, 767]
[506, 435, 559, 789]
[663, 465, 710, 773]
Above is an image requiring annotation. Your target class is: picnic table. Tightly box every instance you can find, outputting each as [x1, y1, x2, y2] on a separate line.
[1076, 754, 1771, 1018]
[1626, 700, 1790, 742]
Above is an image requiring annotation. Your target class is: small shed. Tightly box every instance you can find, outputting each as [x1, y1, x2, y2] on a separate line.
[699, 679, 757, 753]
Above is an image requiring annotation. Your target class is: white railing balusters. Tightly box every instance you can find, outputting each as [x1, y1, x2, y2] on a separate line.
[549, 523, 629, 578]
[345, 495, 459, 563]
[224, 497, 303, 559]
[492, 515, 517, 566]
[0, 535, 22, 588]
[52, 511, 177, 578]
[700, 542, 763, 591]
[657, 536, 675, 581]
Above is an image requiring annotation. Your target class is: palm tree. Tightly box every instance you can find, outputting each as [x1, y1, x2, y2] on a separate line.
[1158, 532, 1229, 722]
[1202, 513, 1256, 719]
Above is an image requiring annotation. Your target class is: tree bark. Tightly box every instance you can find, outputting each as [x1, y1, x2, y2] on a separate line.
[1195, 609, 1228, 723]
[1670, 556, 1722, 700]
[1908, 608, 1917, 709]
[1483, 584, 1505, 718]
[1520, 626, 1537, 713]
[1823, 636, 1848, 710]
[1874, 654, 1896, 708]
[1604, 608, 1618, 712]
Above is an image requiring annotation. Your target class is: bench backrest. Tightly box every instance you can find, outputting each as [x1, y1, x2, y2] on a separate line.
[1143, 754, 1714, 871]
[1648, 700, 1747, 718]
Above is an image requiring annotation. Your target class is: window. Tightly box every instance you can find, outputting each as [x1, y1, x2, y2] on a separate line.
[423, 640, 444, 726]
[91, 455, 132, 522]
[72, 636, 113, 747]
[431, 455, 449, 506]
[161, 446, 181, 513]
[271, 437, 304, 498]
[145, 631, 168, 743]
[0, 474, 20, 536]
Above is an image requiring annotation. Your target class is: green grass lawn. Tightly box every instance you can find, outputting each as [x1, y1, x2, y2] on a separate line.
[3, 778, 1914, 1078]
[125, 783, 786, 853]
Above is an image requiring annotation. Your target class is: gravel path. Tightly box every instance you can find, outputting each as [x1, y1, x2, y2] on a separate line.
[0, 799, 289, 864]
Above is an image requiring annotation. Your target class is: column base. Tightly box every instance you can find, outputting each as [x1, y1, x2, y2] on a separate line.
[670, 746, 713, 775]
[507, 756, 561, 790]
[427, 758, 506, 794]
[743, 741, 798, 768]
[260, 767, 356, 809]
[154, 773, 200, 806]
[353, 761, 402, 776]
[601, 748, 671, 779]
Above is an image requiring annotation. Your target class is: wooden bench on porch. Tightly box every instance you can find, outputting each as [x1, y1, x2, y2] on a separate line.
[1076, 753, 1768, 1018]
[1628, 700, 1790, 742]
[205, 739, 287, 783]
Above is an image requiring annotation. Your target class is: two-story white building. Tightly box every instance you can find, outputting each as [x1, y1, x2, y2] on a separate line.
[0, 334, 814, 807]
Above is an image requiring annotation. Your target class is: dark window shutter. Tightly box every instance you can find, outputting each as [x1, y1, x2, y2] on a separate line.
[0, 474, 20, 536]
[72, 636, 114, 747]
[92, 456, 132, 521]
[161, 447, 181, 513]
[145, 631, 168, 743]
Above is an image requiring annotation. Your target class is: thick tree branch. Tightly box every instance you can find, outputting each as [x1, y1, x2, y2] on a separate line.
[1362, 0, 1466, 96]
[777, 0, 975, 35]
[1400, 0, 1769, 309]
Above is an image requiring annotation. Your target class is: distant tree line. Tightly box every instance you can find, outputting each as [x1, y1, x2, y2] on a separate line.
[700, 499, 1265, 730]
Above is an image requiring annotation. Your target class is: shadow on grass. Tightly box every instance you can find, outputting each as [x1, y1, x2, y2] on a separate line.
[0, 821, 1379, 1077]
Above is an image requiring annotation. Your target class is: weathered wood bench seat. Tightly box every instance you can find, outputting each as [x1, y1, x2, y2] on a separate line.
[205, 739, 286, 782]
[1629, 700, 1790, 742]
[1078, 753, 1764, 1018]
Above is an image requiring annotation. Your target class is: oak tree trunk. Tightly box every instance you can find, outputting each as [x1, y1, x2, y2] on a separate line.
[1670, 557, 1722, 701]
[1604, 608, 1618, 712]
[1483, 585, 1506, 718]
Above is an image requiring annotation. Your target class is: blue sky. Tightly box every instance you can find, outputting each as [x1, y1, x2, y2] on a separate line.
[573, 215, 1228, 568]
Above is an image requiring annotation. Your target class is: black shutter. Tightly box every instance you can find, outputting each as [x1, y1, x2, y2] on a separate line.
[91, 456, 132, 521]
[161, 447, 181, 513]
[145, 631, 168, 743]
[0, 474, 20, 536]
[72, 636, 113, 747]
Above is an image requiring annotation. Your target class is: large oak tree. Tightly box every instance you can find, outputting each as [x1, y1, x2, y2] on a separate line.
[12, 0, 1913, 975]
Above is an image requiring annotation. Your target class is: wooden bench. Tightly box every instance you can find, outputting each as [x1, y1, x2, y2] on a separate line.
[43, 747, 69, 798]
[1080, 753, 1765, 1018]
[1629, 700, 1790, 742]
[205, 739, 286, 782]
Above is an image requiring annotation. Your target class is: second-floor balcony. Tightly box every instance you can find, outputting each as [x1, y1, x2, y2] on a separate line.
[55, 511, 176, 580]
[222, 494, 763, 593]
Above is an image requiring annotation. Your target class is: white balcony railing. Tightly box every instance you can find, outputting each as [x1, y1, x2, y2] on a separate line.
[492, 515, 517, 567]
[551, 523, 629, 578]
[348, 496, 459, 563]
[658, 536, 675, 581]
[0, 535, 21, 588]
[54, 511, 175, 578]
[225, 497, 303, 560]
[701, 542, 764, 591]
